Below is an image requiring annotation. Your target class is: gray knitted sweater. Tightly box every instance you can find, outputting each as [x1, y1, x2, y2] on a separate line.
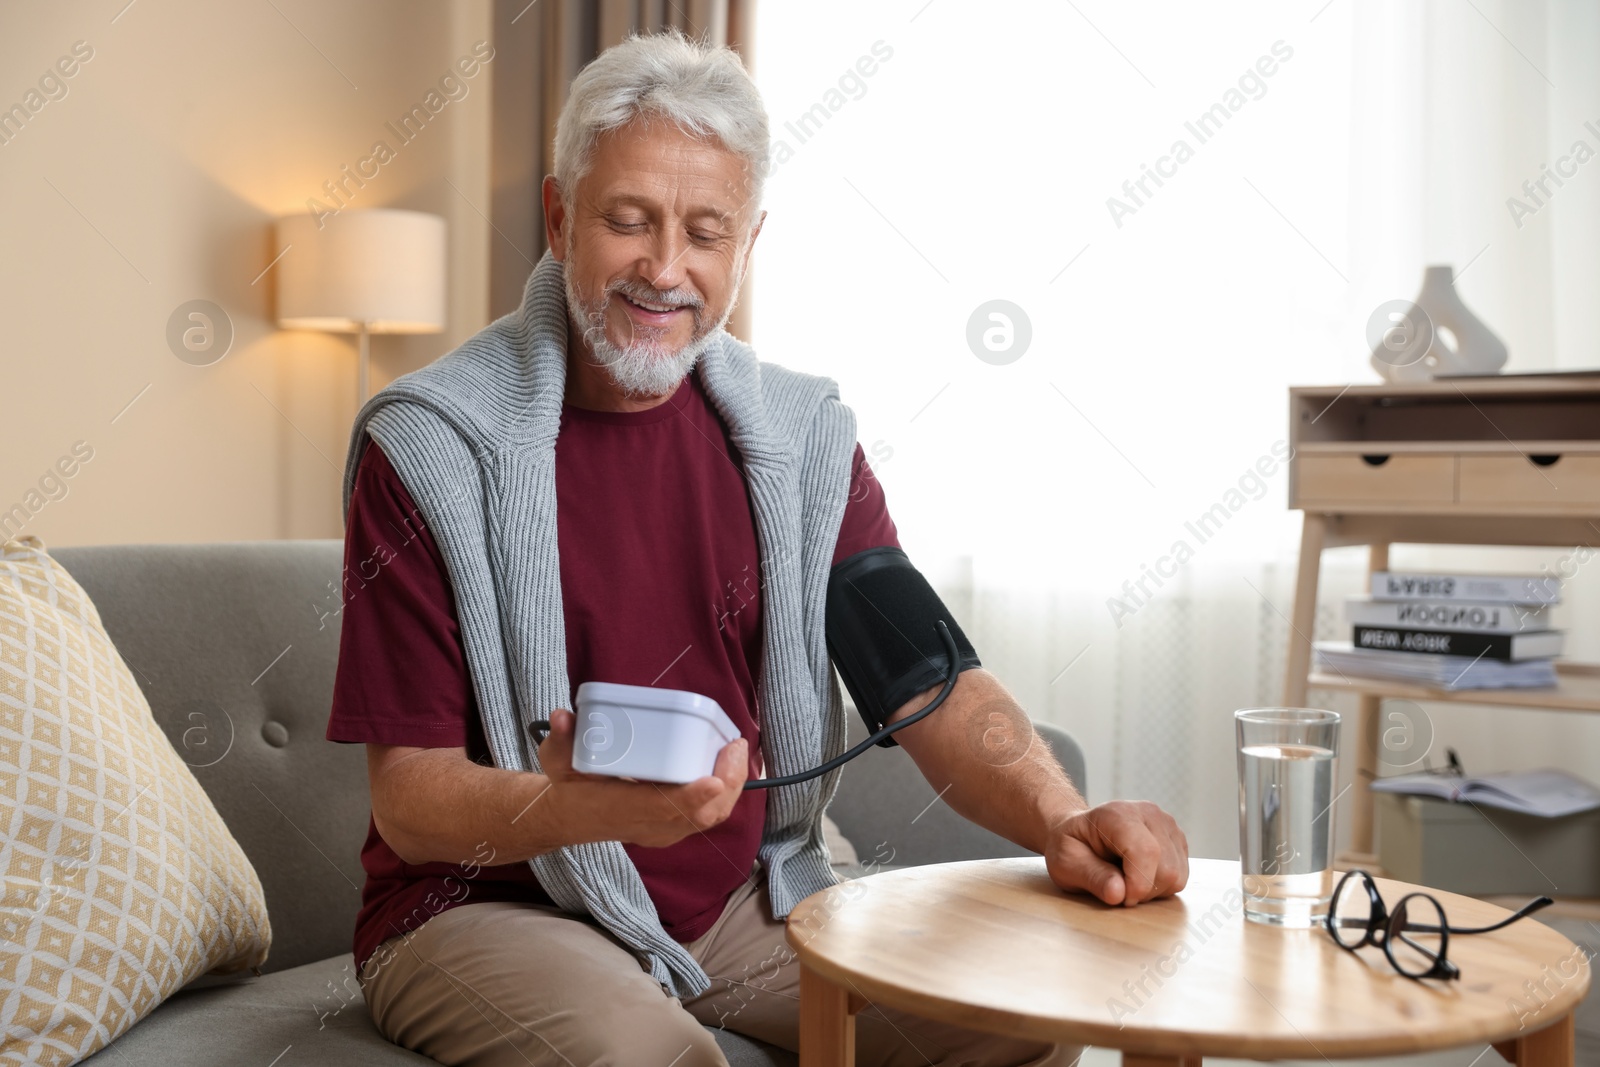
[339, 251, 857, 996]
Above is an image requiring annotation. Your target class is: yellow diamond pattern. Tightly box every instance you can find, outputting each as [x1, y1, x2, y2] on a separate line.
[0, 537, 271, 1066]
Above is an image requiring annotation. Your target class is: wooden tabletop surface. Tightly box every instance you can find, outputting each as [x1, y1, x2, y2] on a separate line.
[785, 857, 1591, 1059]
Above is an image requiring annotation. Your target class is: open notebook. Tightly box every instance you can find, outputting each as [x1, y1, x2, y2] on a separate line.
[1370, 767, 1600, 818]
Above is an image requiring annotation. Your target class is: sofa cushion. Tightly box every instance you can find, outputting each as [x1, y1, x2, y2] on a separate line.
[76, 953, 796, 1067]
[716, 1026, 799, 1066]
[51, 541, 363, 974]
[76, 955, 431, 1067]
[827, 712, 1088, 869]
[0, 538, 272, 1066]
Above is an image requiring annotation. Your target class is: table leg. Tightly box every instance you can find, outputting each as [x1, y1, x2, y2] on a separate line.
[1351, 544, 1387, 860]
[1348, 691, 1381, 857]
[800, 963, 863, 1067]
[1493, 1012, 1575, 1066]
[1282, 511, 1327, 707]
[1123, 1054, 1200, 1067]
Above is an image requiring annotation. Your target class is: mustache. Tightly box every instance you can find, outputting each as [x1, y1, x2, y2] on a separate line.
[606, 278, 706, 312]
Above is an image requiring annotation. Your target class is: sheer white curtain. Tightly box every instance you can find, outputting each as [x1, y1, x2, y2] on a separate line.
[752, 0, 1600, 860]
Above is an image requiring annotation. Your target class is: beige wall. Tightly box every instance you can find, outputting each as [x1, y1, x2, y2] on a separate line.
[0, 0, 494, 547]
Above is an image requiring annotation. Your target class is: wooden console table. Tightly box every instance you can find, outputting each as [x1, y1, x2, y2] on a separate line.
[1282, 378, 1600, 869]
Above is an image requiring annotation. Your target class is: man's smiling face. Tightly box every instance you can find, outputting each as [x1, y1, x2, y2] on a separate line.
[546, 116, 762, 398]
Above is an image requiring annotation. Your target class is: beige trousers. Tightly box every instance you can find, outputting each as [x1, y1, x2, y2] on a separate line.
[360, 867, 1080, 1067]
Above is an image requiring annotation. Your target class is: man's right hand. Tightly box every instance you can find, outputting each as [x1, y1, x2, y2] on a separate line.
[537, 707, 750, 848]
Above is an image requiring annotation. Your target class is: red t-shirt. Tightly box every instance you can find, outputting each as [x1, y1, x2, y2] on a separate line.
[327, 368, 899, 972]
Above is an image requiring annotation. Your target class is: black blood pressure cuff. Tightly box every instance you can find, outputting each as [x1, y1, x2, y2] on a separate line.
[825, 546, 981, 748]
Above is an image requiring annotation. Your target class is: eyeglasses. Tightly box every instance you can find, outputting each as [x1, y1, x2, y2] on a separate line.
[1326, 869, 1553, 981]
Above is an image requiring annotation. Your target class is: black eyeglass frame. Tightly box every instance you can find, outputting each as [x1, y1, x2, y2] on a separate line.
[1327, 869, 1554, 981]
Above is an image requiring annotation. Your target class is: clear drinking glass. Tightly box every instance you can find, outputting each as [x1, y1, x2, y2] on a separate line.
[1235, 707, 1341, 928]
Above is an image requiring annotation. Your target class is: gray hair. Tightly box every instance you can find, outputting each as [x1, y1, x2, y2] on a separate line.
[553, 32, 769, 221]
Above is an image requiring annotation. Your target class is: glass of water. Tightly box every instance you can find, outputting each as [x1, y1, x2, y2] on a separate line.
[1235, 707, 1341, 928]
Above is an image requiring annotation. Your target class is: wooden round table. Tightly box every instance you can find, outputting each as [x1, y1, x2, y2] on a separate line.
[785, 857, 1589, 1066]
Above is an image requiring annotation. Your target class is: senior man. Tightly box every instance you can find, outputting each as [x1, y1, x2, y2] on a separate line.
[327, 31, 1188, 1067]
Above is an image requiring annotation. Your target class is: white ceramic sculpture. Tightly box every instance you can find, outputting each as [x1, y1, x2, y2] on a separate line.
[1370, 265, 1508, 382]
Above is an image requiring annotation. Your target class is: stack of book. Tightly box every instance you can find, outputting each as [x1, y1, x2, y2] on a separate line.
[1313, 570, 1562, 690]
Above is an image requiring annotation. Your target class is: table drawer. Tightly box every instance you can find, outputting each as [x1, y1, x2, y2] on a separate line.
[1296, 453, 1455, 505]
[1457, 454, 1600, 508]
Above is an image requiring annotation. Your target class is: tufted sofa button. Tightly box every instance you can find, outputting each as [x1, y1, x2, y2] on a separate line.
[261, 721, 289, 748]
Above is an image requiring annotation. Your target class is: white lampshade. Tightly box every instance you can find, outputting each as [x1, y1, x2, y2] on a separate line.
[275, 208, 446, 334]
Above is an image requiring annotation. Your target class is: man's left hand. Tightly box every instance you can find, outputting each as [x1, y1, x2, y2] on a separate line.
[1044, 800, 1189, 907]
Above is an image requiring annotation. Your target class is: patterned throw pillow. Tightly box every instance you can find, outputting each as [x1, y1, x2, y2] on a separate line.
[0, 537, 271, 1066]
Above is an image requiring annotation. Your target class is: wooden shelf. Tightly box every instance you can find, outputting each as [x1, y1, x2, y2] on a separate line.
[1482, 894, 1600, 923]
[1292, 377, 1600, 400]
[1334, 863, 1600, 920]
[1307, 662, 1600, 713]
[1295, 440, 1600, 454]
[1285, 381, 1600, 871]
[1334, 850, 1382, 872]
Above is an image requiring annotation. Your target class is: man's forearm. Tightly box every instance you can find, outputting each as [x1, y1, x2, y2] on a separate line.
[369, 747, 581, 866]
[884, 668, 1088, 854]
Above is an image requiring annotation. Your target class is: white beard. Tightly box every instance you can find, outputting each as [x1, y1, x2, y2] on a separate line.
[563, 263, 740, 399]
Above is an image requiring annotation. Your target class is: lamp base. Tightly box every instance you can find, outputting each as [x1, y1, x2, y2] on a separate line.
[357, 323, 370, 404]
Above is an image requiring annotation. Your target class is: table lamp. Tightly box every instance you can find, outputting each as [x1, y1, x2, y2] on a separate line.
[275, 208, 446, 402]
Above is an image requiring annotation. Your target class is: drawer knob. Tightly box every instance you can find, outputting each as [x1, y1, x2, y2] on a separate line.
[1361, 454, 1391, 467]
[1529, 454, 1562, 468]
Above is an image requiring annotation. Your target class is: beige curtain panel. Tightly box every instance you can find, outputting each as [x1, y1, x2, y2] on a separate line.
[489, 0, 758, 338]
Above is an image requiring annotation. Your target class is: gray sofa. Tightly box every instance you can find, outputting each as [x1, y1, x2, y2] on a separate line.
[59, 541, 1086, 1067]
